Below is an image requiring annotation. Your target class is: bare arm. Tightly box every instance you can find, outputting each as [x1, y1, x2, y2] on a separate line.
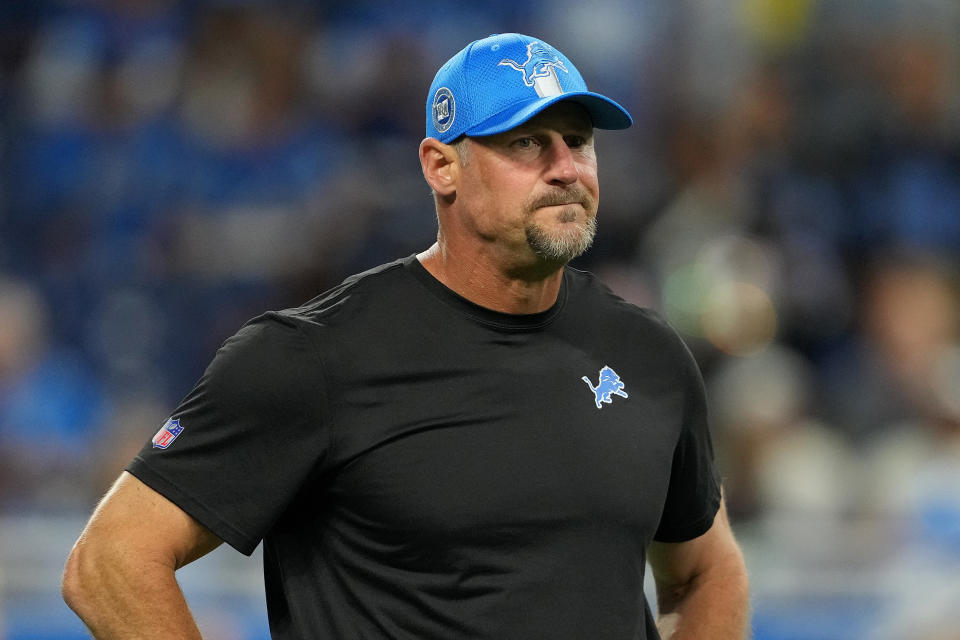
[647, 497, 750, 640]
[62, 471, 224, 639]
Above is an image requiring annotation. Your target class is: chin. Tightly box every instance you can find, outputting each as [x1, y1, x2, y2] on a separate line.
[551, 204, 590, 224]
[526, 217, 596, 263]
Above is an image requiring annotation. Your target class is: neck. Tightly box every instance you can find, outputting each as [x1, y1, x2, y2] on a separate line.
[417, 242, 565, 314]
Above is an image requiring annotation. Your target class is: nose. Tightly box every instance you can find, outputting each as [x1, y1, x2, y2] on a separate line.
[544, 137, 579, 186]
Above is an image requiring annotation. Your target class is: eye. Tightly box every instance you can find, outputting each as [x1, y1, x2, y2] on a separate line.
[512, 136, 539, 150]
[565, 135, 588, 149]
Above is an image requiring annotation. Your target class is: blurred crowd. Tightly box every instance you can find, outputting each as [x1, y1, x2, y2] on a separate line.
[1, 0, 959, 614]
[2, 0, 960, 637]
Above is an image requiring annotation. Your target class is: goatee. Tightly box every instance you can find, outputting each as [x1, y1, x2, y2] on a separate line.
[525, 215, 597, 263]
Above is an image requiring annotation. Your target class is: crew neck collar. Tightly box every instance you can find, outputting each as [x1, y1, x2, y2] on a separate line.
[403, 254, 568, 331]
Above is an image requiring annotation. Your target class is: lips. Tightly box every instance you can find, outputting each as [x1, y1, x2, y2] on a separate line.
[523, 187, 595, 219]
[534, 191, 590, 209]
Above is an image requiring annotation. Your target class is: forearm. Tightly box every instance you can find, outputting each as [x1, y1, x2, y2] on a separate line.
[656, 553, 750, 640]
[63, 543, 203, 639]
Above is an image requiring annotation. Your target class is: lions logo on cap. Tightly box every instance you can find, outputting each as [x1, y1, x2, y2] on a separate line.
[498, 41, 568, 98]
[433, 87, 455, 134]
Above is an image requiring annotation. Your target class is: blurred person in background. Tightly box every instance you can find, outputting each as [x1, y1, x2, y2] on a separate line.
[848, 254, 960, 640]
[708, 342, 857, 523]
[0, 277, 108, 509]
[61, 33, 748, 639]
[834, 253, 960, 519]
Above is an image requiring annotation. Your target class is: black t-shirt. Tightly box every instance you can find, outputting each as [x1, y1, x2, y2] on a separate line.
[128, 255, 721, 639]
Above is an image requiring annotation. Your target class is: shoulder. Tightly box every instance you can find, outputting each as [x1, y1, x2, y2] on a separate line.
[213, 256, 425, 377]
[201, 259, 417, 380]
[564, 266, 684, 342]
[279, 256, 415, 327]
[563, 266, 701, 381]
[198, 312, 319, 400]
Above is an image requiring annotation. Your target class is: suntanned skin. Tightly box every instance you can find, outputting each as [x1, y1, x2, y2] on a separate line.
[62, 472, 222, 639]
[648, 499, 750, 639]
[63, 101, 750, 639]
[418, 102, 599, 314]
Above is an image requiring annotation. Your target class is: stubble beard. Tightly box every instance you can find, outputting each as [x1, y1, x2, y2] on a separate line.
[523, 188, 597, 263]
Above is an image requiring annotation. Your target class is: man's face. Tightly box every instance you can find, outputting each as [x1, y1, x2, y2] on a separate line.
[456, 102, 599, 266]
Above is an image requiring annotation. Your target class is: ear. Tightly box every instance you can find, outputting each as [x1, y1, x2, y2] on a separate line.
[419, 137, 460, 197]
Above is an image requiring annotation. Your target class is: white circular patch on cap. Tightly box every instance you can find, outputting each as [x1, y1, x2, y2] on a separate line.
[433, 87, 455, 134]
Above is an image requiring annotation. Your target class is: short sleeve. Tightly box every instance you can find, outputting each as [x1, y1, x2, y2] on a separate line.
[653, 340, 722, 543]
[126, 313, 330, 555]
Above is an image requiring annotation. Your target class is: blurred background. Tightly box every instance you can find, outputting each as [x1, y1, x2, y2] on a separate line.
[1, 0, 959, 638]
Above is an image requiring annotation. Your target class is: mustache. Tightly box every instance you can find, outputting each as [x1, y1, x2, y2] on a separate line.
[527, 187, 595, 211]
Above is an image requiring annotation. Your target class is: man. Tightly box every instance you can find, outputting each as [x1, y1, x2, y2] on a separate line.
[63, 33, 749, 639]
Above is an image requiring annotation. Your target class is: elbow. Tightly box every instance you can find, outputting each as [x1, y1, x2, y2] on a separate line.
[61, 543, 86, 613]
[61, 538, 100, 618]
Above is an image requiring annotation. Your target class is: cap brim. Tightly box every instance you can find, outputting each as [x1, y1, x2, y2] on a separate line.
[464, 91, 633, 138]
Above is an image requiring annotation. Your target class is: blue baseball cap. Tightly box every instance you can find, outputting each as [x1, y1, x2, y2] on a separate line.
[426, 33, 633, 143]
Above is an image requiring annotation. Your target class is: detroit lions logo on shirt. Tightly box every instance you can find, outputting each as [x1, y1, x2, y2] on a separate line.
[581, 366, 628, 409]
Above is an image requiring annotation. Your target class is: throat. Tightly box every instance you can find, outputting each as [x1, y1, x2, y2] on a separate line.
[418, 245, 564, 314]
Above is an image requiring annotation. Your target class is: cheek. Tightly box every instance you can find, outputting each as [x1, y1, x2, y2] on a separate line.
[587, 181, 601, 212]
[461, 170, 529, 235]
[477, 170, 529, 213]
[578, 161, 599, 190]
[579, 167, 600, 209]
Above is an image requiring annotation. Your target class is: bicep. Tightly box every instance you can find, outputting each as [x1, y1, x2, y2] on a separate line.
[79, 471, 223, 569]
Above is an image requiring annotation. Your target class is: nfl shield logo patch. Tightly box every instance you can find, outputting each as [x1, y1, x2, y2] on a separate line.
[152, 418, 184, 449]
